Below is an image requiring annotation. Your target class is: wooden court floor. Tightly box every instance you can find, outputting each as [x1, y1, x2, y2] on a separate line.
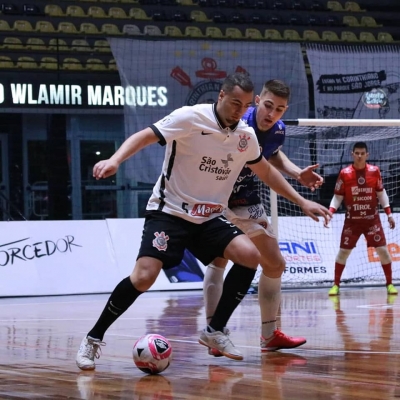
[1, 287, 400, 399]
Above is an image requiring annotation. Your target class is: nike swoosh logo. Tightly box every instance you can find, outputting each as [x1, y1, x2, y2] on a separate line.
[201, 131, 213, 135]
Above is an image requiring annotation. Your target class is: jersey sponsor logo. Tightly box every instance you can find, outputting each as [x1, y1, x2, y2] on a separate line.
[191, 203, 224, 217]
[199, 156, 231, 179]
[237, 133, 250, 152]
[229, 198, 248, 206]
[201, 130, 213, 135]
[335, 179, 343, 191]
[152, 231, 169, 251]
[247, 204, 264, 219]
[275, 130, 284, 135]
[236, 170, 254, 184]
[351, 187, 373, 194]
[353, 204, 371, 211]
[353, 195, 372, 202]
[221, 153, 233, 168]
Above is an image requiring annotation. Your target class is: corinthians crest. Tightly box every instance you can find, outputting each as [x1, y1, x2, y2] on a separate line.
[152, 231, 169, 251]
[170, 58, 248, 105]
[238, 133, 250, 152]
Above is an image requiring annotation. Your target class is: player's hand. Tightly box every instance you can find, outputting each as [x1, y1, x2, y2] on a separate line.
[388, 216, 395, 229]
[93, 159, 120, 180]
[297, 164, 324, 192]
[299, 198, 332, 226]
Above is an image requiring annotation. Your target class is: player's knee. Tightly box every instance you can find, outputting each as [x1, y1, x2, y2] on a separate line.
[335, 248, 352, 264]
[131, 257, 162, 291]
[224, 236, 261, 268]
[375, 246, 392, 264]
[238, 246, 261, 269]
[260, 256, 285, 278]
[210, 258, 228, 269]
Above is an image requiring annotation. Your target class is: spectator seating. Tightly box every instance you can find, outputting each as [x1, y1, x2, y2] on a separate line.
[0, 0, 398, 75]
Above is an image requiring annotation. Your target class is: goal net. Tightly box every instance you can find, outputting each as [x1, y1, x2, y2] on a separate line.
[256, 119, 400, 289]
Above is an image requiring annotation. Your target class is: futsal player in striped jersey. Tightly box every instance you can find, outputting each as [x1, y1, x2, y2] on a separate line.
[203, 80, 324, 355]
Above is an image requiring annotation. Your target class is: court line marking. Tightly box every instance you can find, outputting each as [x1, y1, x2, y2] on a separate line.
[106, 334, 400, 355]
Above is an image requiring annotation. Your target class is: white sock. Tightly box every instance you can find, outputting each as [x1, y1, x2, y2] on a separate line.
[203, 263, 225, 324]
[258, 273, 281, 339]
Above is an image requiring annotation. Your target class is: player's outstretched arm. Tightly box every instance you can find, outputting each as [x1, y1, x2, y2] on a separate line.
[269, 151, 323, 191]
[249, 157, 331, 225]
[93, 128, 159, 180]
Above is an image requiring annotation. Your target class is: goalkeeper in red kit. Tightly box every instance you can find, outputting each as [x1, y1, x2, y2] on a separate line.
[327, 141, 397, 296]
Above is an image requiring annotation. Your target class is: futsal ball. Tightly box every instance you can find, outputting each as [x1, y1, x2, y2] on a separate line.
[132, 334, 172, 375]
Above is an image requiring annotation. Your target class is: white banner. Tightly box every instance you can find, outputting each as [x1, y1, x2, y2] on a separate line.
[0, 220, 118, 297]
[1, 215, 398, 297]
[306, 44, 400, 119]
[109, 39, 309, 184]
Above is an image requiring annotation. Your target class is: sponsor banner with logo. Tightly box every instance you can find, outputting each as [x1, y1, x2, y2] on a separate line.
[0, 219, 207, 297]
[1, 215, 398, 297]
[306, 44, 400, 119]
[109, 39, 309, 184]
[0, 220, 118, 297]
[279, 213, 400, 283]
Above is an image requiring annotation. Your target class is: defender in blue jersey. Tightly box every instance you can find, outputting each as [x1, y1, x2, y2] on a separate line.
[203, 80, 324, 354]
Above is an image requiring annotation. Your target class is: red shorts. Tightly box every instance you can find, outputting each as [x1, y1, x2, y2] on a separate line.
[340, 218, 387, 249]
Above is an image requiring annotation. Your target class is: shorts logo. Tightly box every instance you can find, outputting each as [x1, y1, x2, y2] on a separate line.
[152, 231, 169, 251]
[238, 134, 250, 152]
[374, 235, 381, 242]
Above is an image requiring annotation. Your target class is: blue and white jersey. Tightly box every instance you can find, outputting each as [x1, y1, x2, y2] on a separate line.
[228, 107, 286, 207]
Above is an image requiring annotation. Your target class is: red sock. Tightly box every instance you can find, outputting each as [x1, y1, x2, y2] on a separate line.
[334, 262, 346, 286]
[382, 263, 392, 285]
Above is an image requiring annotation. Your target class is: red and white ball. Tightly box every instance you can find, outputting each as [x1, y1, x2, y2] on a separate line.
[132, 334, 172, 375]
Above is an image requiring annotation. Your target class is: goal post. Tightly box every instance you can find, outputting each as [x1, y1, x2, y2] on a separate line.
[258, 119, 400, 289]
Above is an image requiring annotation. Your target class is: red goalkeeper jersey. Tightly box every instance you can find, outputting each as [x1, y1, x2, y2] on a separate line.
[334, 163, 384, 220]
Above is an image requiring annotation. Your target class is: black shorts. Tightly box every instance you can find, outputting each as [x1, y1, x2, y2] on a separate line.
[137, 211, 244, 269]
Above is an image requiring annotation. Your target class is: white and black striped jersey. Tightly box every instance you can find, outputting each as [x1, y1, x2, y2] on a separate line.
[147, 103, 262, 223]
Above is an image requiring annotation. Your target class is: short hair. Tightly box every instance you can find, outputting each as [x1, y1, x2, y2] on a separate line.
[353, 142, 368, 152]
[221, 72, 254, 94]
[260, 79, 290, 101]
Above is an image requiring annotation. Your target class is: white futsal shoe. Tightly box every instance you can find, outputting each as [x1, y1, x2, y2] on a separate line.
[199, 327, 243, 361]
[76, 336, 105, 370]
